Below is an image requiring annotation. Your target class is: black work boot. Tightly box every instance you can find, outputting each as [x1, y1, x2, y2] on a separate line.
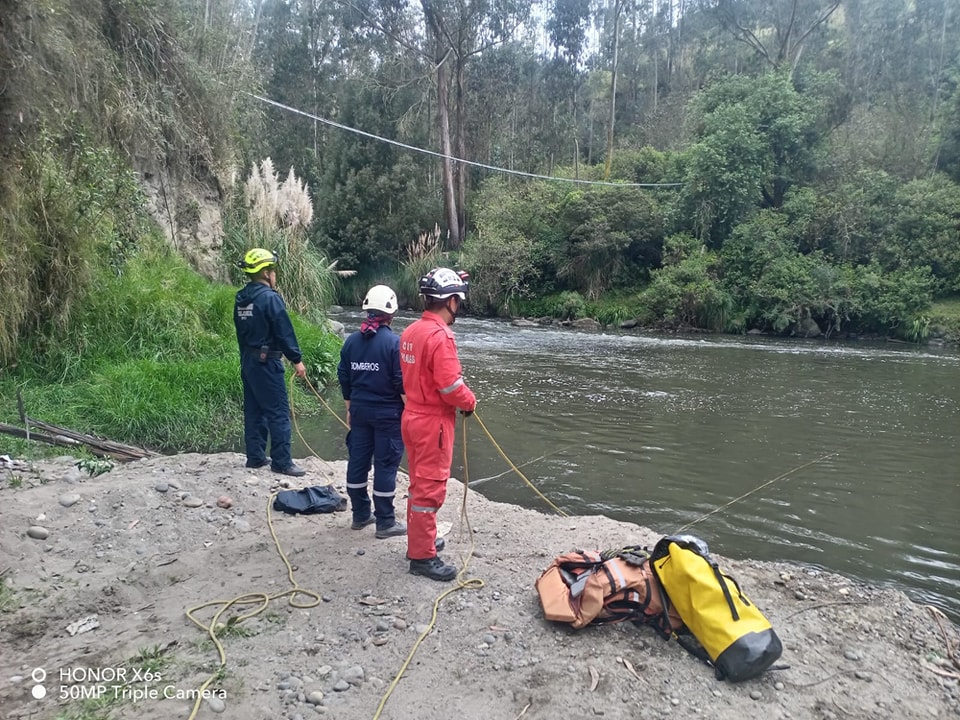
[272, 463, 306, 477]
[409, 556, 457, 582]
[375, 522, 407, 539]
[351, 516, 375, 530]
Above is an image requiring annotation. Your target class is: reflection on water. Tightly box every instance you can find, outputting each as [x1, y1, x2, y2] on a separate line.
[304, 311, 960, 619]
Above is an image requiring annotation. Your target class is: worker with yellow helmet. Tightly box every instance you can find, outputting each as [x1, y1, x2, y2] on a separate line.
[234, 248, 307, 477]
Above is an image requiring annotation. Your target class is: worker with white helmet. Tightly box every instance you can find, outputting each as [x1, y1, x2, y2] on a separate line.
[337, 284, 407, 538]
[399, 267, 477, 581]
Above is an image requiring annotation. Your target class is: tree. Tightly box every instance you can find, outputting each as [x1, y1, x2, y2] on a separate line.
[418, 0, 536, 246]
[879, 176, 960, 293]
[714, 0, 841, 75]
[602, 0, 627, 180]
[544, 0, 595, 170]
[680, 71, 829, 244]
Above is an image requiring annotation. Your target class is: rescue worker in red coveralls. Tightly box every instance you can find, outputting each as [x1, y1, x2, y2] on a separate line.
[400, 267, 477, 581]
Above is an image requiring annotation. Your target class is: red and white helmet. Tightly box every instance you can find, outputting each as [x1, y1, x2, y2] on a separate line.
[362, 285, 398, 315]
[419, 267, 470, 300]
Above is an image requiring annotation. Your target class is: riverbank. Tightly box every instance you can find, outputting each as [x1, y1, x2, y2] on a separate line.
[504, 313, 960, 348]
[1, 452, 958, 720]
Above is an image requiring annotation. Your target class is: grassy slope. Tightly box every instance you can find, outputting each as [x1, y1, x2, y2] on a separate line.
[0, 245, 341, 456]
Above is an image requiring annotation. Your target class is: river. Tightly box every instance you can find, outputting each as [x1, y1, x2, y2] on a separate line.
[302, 311, 960, 620]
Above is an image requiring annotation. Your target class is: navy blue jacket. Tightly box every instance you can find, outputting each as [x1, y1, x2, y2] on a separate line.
[337, 326, 404, 407]
[234, 282, 302, 363]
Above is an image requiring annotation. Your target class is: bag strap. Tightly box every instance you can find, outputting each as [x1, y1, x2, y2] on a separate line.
[674, 632, 726, 680]
[708, 560, 740, 621]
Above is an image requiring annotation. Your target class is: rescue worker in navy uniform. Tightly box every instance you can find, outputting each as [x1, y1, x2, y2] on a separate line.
[234, 248, 307, 477]
[337, 285, 407, 537]
[400, 267, 476, 581]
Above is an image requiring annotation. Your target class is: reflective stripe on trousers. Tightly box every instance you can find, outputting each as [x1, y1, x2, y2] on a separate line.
[406, 477, 448, 560]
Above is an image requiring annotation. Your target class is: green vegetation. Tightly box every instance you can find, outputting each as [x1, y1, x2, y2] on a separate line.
[0, 242, 340, 452]
[464, 70, 959, 341]
[511, 291, 640, 328]
[0, 127, 146, 367]
[76, 459, 115, 478]
[0, 575, 17, 613]
[53, 644, 175, 720]
[215, 617, 256, 639]
[929, 298, 960, 340]
[1, 0, 958, 464]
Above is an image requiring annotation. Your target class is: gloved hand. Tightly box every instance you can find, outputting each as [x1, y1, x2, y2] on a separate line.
[459, 406, 475, 418]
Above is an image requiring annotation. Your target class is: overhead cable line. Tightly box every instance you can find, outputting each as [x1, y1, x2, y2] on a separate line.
[236, 88, 683, 189]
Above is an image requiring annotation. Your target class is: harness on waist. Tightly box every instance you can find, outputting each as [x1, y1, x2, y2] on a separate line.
[243, 346, 283, 362]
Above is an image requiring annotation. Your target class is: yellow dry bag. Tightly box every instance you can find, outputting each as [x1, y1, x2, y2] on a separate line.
[650, 535, 782, 682]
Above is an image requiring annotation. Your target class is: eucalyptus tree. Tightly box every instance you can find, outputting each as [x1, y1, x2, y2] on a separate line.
[837, 0, 959, 177]
[420, 0, 540, 246]
[250, 0, 364, 186]
[544, 0, 594, 170]
[338, 0, 541, 248]
[938, 87, 960, 183]
[713, 0, 841, 76]
[601, 0, 628, 179]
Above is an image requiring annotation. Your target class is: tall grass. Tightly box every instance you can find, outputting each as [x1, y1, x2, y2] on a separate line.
[226, 159, 354, 323]
[396, 224, 447, 307]
[2, 241, 341, 453]
[75, 359, 240, 452]
[0, 128, 145, 366]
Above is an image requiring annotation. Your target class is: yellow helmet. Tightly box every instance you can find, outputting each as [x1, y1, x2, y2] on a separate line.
[238, 248, 278, 274]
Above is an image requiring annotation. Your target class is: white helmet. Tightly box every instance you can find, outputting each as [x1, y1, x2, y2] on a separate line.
[362, 285, 398, 315]
[419, 267, 470, 300]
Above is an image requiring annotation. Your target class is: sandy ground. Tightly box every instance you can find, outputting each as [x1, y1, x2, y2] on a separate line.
[1, 452, 959, 720]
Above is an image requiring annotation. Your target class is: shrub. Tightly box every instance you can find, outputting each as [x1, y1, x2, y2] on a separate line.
[641, 250, 732, 331]
[553, 291, 587, 321]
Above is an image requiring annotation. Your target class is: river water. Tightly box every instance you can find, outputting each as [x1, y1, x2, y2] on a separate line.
[303, 311, 960, 619]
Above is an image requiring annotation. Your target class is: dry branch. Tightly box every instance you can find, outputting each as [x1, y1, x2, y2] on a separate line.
[4, 392, 158, 461]
[17, 416, 158, 461]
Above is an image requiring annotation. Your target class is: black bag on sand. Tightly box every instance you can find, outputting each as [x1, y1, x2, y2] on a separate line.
[273, 485, 347, 514]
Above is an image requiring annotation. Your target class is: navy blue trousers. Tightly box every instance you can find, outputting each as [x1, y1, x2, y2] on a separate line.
[345, 403, 404, 529]
[241, 355, 293, 471]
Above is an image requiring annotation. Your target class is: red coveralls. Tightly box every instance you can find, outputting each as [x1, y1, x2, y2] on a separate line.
[399, 312, 477, 560]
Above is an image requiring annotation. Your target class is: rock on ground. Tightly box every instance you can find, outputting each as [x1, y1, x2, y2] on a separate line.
[1, 453, 958, 720]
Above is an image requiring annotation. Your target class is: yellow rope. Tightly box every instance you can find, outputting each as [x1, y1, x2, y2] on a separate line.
[184, 491, 322, 720]
[294, 374, 414, 476]
[472, 412, 569, 516]
[296, 374, 568, 517]
[300, 374, 349, 430]
[184, 366, 565, 719]
[288, 374, 346, 475]
[673, 451, 840, 534]
[287, 371, 488, 717]
[371, 414, 483, 719]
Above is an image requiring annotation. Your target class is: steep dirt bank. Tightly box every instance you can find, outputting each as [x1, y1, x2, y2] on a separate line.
[1, 453, 958, 720]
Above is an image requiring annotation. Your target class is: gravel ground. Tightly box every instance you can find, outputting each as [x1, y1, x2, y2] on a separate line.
[1, 452, 958, 720]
